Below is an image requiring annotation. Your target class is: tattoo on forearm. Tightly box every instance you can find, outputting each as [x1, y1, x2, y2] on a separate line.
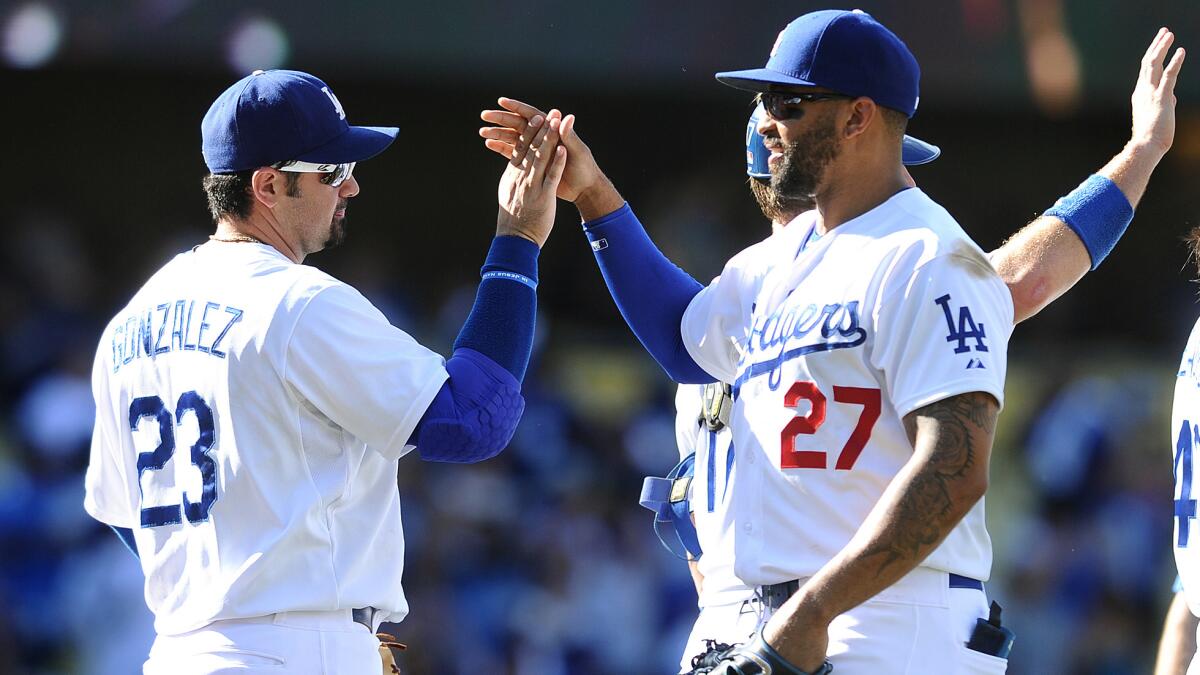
[862, 392, 998, 576]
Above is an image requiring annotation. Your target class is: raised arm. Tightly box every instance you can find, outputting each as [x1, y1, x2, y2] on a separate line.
[993, 28, 1184, 323]
[480, 101, 713, 383]
[406, 111, 567, 463]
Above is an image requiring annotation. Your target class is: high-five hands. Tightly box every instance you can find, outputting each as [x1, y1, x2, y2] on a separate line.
[493, 106, 568, 248]
[482, 98, 624, 221]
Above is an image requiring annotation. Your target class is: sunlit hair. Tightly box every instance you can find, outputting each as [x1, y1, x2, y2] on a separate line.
[1186, 226, 1200, 276]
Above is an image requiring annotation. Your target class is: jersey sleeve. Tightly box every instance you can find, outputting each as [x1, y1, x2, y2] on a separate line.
[83, 344, 140, 529]
[870, 251, 1013, 418]
[283, 284, 449, 461]
[680, 236, 785, 384]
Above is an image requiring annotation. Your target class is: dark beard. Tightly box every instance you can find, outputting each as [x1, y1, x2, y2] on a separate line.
[770, 117, 840, 201]
[750, 178, 814, 224]
[325, 201, 348, 249]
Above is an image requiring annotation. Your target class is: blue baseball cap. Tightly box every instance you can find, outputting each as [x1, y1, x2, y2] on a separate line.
[201, 69, 399, 173]
[901, 135, 940, 165]
[717, 10, 921, 118]
[745, 104, 939, 178]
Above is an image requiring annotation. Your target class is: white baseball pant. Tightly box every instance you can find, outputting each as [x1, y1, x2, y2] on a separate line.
[143, 610, 382, 675]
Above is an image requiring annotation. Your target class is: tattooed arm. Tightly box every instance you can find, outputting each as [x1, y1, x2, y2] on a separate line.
[762, 391, 999, 672]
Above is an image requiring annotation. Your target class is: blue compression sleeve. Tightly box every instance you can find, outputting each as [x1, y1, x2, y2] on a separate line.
[453, 235, 538, 381]
[411, 348, 524, 463]
[582, 204, 713, 383]
[110, 525, 138, 559]
[1043, 174, 1134, 270]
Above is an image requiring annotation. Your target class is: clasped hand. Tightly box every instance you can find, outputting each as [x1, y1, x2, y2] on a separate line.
[492, 106, 567, 248]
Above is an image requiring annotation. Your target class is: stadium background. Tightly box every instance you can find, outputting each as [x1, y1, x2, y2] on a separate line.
[4, 0, 1200, 672]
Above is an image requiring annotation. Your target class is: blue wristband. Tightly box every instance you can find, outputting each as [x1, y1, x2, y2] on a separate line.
[1043, 174, 1134, 270]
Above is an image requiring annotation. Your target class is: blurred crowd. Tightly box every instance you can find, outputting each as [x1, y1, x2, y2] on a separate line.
[0, 199, 1183, 674]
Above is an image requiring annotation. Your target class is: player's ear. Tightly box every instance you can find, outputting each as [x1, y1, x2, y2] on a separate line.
[250, 168, 283, 209]
[842, 97, 876, 141]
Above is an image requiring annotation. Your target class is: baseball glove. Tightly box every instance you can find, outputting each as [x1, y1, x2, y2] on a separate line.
[377, 633, 406, 675]
[686, 635, 834, 675]
[686, 639, 740, 674]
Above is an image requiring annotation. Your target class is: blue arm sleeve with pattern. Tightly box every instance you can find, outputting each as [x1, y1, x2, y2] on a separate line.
[410, 348, 524, 463]
[582, 203, 712, 383]
[406, 235, 535, 462]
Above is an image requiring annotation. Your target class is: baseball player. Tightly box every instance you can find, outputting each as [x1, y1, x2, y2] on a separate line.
[650, 107, 945, 673]
[482, 12, 1181, 673]
[83, 69, 567, 674]
[1167, 231, 1200, 674]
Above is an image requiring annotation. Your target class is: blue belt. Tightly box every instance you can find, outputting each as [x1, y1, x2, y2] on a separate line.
[760, 573, 984, 610]
[949, 573, 985, 591]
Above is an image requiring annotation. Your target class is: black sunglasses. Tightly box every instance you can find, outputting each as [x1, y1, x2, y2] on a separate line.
[759, 91, 854, 121]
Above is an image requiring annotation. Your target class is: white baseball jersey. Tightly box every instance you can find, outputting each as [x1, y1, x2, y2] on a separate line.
[681, 188, 1012, 586]
[1172, 317, 1200, 615]
[675, 232, 788, 609]
[84, 241, 448, 636]
[674, 384, 753, 609]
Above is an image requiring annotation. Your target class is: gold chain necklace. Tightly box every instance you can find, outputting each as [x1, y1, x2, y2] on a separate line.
[209, 233, 264, 244]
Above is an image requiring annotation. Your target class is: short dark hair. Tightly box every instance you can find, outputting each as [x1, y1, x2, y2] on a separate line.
[202, 170, 302, 223]
[880, 106, 908, 138]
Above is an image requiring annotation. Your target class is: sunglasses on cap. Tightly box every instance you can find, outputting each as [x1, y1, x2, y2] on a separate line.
[759, 91, 853, 121]
[272, 160, 356, 187]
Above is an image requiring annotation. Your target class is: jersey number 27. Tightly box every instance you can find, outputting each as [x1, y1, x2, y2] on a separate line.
[129, 392, 218, 528]
[781, 381, 881, 470]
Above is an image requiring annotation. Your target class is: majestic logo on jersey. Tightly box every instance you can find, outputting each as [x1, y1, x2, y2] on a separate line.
[935, 293, 988, 354]
[738, 300, 866, 392]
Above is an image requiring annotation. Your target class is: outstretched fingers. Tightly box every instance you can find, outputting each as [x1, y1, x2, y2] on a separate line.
[530, 116, 563, 187]
[1162, 46, 1187, 94]
[511, 113, 545, 166]
[480, 109, 529, 131]
[1141, 28, 1172, 87]
[521, 113, 553, 174]
[544, 145, 568, 192]
[498, 97, 548, 121]
[483, 138, 515, 159]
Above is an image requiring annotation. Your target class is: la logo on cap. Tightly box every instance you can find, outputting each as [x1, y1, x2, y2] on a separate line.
[770, 25, 788, 58]
[322, 86, 346, 120]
